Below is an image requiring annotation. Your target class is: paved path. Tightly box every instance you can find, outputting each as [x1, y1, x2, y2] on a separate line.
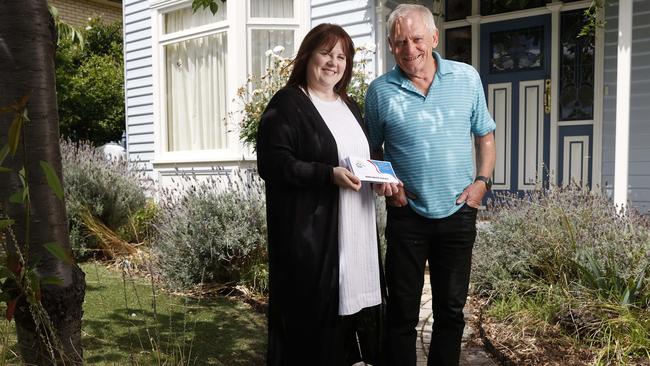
[416, 273, 497, 366]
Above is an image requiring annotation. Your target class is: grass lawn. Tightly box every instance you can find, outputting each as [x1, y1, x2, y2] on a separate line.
[1, 262, 267, 365]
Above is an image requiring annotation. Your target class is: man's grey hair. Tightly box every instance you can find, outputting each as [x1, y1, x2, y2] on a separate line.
[387, 4, 437, 39]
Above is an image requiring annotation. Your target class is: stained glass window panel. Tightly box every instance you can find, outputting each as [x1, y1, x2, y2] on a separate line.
[559, 10, 595, 120]
[446, 27, 471, 65]
[489, 26, 543, 73]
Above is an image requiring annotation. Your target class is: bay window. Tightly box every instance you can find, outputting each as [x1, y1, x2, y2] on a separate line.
[151, 0, 307, 161]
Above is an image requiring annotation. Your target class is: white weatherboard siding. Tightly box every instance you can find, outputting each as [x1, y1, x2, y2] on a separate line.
[311, 0, 377, 75]
[124, 0, 155, 178]
[602, 0, 650, 213]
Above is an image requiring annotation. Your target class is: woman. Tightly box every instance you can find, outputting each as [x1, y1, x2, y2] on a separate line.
[257, 24, 388, 365]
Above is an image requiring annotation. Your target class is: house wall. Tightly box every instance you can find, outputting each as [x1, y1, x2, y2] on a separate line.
[123, 0, 155, 177]
[602, 0, 650, 213]
[50, 0, 122, 26]
[311, 0, 377, 75]
[123, 0, 377, 181]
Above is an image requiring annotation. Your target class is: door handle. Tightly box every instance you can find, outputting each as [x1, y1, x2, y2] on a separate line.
[544, 79, 551, 114]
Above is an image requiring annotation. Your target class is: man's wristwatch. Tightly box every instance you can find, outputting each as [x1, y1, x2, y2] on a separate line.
[474, 175, 492, 191]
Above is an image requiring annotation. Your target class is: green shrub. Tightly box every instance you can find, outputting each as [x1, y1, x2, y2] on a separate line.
[241, 262, 269, 297]
[117, 200, 160, 245]
[56, 18, 125, 146]
[154, 171, 267, 291]
[472, 186, 650, 362]
[61, 140, 147, 259]
[473, 186, 650, 304]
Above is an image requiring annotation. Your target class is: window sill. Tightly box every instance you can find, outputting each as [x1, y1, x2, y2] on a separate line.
[152, 149, 256, 167]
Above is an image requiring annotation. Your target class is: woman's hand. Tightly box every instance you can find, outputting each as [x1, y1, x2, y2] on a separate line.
[332, 167, 361, 191]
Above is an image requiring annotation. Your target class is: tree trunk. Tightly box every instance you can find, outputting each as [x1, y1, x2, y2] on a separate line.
[0, 1, 85, 365]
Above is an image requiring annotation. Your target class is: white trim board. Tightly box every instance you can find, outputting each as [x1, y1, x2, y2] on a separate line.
[488, 82, 512, 190]
[563, 135, 590, 188]
[518, 80, 545, 191]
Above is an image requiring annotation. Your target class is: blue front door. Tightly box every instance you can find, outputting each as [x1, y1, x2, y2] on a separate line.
[480, 15, 552, 192]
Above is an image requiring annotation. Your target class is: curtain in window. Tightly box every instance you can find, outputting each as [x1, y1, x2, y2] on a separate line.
[251, 29, 294, 79]
[164, 5, 226, 34]
[165, 33, 228, 151]
[250, 0, 293, 18]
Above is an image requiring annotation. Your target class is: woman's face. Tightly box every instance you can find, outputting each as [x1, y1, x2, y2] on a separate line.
[306, 40, 347, 92]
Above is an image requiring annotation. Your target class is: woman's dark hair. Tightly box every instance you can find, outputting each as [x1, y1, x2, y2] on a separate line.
[286, 23, 356, 102]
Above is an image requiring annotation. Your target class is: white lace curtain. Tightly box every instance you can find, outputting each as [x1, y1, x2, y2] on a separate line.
[251, 29, 294, 79]
[164, 5, 226, 34]
[250, 0, 293, 18]
[165, 32, 228, 151]
[249, 0, 295, 79]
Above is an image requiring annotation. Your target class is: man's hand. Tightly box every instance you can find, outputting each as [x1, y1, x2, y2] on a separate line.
[333, 167, 362, 191]
[462, 132, 495, 208]
[384, 182, 415, 207]
[456, 181, 487, 208]
[372, 182, 400, 197]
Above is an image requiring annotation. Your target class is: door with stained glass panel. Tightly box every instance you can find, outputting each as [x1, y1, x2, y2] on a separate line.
[480, 15, 552, 192]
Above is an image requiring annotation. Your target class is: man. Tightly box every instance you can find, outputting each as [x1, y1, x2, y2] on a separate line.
[364, 4, 496, 366]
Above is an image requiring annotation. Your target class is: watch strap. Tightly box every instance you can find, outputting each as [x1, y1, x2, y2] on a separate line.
[474, 175, 492, 190]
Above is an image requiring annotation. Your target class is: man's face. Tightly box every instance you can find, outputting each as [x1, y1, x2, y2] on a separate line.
[389, 12, 439, 78]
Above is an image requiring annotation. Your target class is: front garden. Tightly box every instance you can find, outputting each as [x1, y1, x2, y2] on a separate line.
[473, 188, 650, 365]
[0, 14, 647, 364]
[7, 138, 642, 365]
[1, 263, 266, 365]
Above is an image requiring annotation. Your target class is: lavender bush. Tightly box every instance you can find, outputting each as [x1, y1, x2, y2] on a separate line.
[472, 186, 650, 362]
[473, 186, 650, 304]
[61, 140, 148, 258]
[153, 170, 267, 291]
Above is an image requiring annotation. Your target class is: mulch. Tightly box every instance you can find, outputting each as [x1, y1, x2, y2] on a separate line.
[472, 297, 649, 366]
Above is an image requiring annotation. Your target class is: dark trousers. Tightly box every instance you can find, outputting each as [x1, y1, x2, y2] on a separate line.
[335, 304, 383, 366]
[384, 204, 477, 366]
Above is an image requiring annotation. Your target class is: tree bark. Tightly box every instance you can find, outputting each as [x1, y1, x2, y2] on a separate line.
[0, 1, 86, 364]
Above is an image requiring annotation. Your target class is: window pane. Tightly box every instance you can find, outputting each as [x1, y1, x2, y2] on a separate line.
[559, 10, 594, 121]
[164, 4, 226, 34]
[481, 0, 549, 16]
[251, 29, 294, 79]
[445, 26, 471, 65]
[250, 0, 293, 18]
[445, 0, 470, 21]
[489, 26, 543, 73]
[165, 33, 228, 151]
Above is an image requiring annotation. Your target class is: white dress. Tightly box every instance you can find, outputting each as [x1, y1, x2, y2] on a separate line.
[309, 92, 382, 316]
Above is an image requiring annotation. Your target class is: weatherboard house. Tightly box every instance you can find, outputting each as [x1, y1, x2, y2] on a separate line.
[122, 0, 650, 213]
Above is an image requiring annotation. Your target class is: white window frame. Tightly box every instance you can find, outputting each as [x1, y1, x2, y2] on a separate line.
[149, 0, 309, 165]
[246, 0, 310, 82]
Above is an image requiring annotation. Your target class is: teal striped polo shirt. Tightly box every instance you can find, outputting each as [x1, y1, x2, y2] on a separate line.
[364, 52, 496, 219]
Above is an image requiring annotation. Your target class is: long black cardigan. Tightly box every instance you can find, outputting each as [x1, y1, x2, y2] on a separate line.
[256, 86, 377, 365]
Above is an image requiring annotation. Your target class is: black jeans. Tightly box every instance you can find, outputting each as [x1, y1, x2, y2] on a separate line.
[384, 204, 477, 366]
[335, 304, 383, 365]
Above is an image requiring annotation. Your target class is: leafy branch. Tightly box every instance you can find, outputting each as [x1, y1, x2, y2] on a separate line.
[191, 0, 225, 15]
[579, 0, 606, 38]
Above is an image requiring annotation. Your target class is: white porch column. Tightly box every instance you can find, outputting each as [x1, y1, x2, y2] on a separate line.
[547, 2, 562, 186]
[375, 0, 388, 76]
[614, 0, 633, 209]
